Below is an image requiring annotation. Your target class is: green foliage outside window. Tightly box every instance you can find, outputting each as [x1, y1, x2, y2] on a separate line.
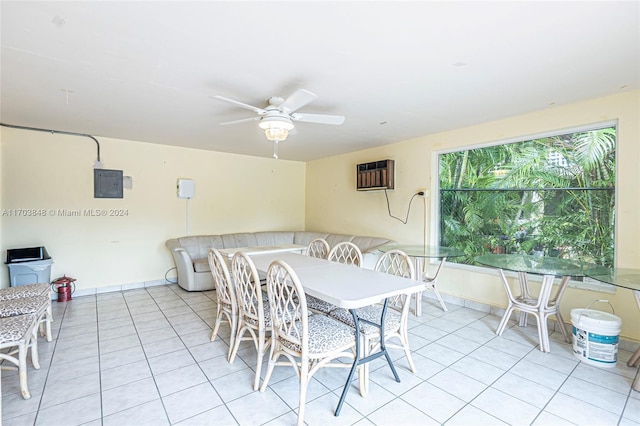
[438, 126, 616, 266]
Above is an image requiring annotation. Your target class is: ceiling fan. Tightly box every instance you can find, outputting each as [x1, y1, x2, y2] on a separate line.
[214, 89, 345, 159]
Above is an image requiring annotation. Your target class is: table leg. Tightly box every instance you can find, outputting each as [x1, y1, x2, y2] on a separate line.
[517, 272, 530, 327]
[334, 300, 399, 416]
[496, 270, 568, 352]
[413, 257, 424, 316]
[414, 257, 448, 315]
[628, 290, 640, 391]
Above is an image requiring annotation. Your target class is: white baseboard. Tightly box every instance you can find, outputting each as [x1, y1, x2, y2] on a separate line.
[72, 278, 173, 298]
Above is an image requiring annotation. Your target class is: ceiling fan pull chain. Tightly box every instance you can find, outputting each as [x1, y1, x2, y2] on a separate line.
[273, 140, 279, 159]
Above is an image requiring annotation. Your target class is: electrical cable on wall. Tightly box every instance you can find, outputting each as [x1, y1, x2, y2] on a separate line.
[0, 122, 101, 162]
[185, 198, 190, 236]
[384, 189, 425, 224]
[165, 267, 177, 284]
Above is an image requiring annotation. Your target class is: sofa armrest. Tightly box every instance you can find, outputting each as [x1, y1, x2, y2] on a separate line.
[166, 239, 196, 289]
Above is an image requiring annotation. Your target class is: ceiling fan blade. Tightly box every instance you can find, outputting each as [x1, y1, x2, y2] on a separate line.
[213, 95, 266, 115]
[291, 113, 345, 125]
[279, 89, 317, 114]
[219, 116, 261, 126]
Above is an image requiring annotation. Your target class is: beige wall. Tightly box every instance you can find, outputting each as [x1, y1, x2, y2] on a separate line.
[0, 129, 305, 290]
[306, 90, 640, 341]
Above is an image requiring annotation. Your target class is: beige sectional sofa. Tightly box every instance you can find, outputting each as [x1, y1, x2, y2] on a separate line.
[165, 231, 396, 291]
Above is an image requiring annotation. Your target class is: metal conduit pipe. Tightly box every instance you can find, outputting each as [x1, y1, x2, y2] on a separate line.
[0, 122, 101, 162]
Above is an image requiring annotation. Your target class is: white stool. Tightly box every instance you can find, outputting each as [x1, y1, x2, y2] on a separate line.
[0, 295, 52, 342]
[0, 313, 40, 399]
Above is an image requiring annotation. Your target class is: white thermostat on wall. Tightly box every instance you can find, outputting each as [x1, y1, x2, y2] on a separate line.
[177, 179, 194, 199]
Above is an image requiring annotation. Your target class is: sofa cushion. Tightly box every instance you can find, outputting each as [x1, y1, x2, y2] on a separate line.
[351, 236, 394, 252]
[293, 232, 330, 247]
[178, 235, 224, 261]
[221, 233, 259, 248]
[254, 231, 295, 246]
[193, 258, 210, 273]
[324, 233, 357, 248]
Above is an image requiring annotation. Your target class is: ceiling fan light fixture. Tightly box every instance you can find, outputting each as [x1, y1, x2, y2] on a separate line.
[258, 116, 294, 141]
[263, 127, 289, 141]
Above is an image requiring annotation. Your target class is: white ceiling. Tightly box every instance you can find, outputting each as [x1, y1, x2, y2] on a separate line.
[1, 1, 638, 162]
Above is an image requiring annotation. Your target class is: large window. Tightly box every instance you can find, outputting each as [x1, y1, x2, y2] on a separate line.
[438, 124, 616, 267]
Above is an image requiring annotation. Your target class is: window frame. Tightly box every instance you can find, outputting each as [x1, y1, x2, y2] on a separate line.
[429, 120, 619, 293]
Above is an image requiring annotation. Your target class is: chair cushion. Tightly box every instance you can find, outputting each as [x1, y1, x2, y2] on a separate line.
[329, 305, 401, 334]
[0, 296, 49, 318]
[243, 298, 273, 328]
[0, 314, 36, 344]
[0, 283, 50, 300]
[306, 294, 337, 314]
[281, 314, 355, 355]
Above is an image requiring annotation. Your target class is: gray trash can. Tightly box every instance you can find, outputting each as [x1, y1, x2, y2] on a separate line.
[5, 246, 52, 287]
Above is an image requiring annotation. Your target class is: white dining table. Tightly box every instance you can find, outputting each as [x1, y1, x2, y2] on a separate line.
[248, 252, 424, 415]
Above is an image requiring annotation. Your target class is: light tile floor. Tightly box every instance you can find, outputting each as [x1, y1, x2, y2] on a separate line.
[2, 284, 639, 425]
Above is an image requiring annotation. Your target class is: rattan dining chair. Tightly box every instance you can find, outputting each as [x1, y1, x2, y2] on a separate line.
[259, 260, 357, 426]
[303, 238, 338, 314]
[208, 248, 238, 360]
[305, 238, 330, 259]
[329, 249, 417, 395]
[328, 241, 363, 266]
[228, 252, 272, 390]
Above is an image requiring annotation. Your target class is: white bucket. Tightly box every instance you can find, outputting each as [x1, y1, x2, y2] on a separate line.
[571, 308, 622, 368]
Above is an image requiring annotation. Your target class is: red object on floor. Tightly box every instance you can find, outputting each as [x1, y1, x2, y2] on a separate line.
[51, 275, 75, 302]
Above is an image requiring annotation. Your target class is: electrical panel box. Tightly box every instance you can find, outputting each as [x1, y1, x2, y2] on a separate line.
[94, 169, 123, 198]
[177, 179, 194, 199]
[356, 160, 394, 190]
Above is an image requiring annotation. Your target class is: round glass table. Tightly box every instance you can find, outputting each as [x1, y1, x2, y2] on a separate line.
[379, 245, 464, 314]
[585, 268, 640, 391]
[474, 254, 599, 352]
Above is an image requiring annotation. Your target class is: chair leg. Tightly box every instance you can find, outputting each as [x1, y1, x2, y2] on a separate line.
[297, 364, 309, 426]
[358, 363, 368, 397]
[432, 286, 448, 312]
[228, 325, 244, 363]
[413, 291, 423, 316]
[534, 313, 549, 353]
[253, 332, 267, 391]
[18, 341, 31, 399]
[519, 312, 529, 327]
[358, 335, 372, 397]
[554, 310, 570, 343]
[627, 347, 640, 367]
[227, 314, 238, 362]
[496, 304, 515, 336]
[30, 327, 40, 370]
[402, 338, 417, 374]
[259, 348, 277, 392]
[210, 309, 223, 342]
[45, 304, 52, 342]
